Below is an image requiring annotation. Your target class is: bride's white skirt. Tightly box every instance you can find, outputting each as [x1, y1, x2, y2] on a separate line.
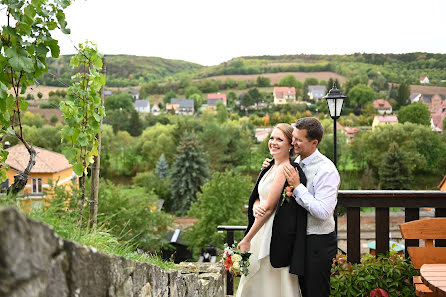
[236, 215, 301, 297]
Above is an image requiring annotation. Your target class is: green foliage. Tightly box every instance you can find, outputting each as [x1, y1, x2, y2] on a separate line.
[163, 90, 176, 104]
[216, 101, 228, 123]
[155, 153, 169, 179]
[133, 171, 172, 211]
[136, 123, 177, 171]
[98, 182, 173, 251]
[278, 74, 302, 88]
[256, 76, 271, 87]
[60, 42, 105, 177]
[396, 82, 411, 109]
[184, 170, 253, 255]
[22, 112, 44, 128]
[104, 92, 134, 111]
[42, 55, 203, 88]
[169, 132, 209, 215]
[199, 120, 253, 172]
[397, 103, 431, 126]
[347, 84, 376, 111]
[128, 109, 143, 136]
[0, 0, 71, 182]
[379, 143, 411, 190]
[350, 123, 446, 185]
[331, 252, 418, 297]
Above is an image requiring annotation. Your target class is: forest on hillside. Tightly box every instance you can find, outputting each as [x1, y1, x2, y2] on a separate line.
[39, 53, 446, 88]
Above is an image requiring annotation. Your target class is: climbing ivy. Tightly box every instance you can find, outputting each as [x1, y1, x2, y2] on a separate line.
[0, 0, 71, 193]
[60, 41, 105, 220]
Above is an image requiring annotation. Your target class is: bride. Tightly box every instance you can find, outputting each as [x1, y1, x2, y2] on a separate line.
[236, 123, 306, 297]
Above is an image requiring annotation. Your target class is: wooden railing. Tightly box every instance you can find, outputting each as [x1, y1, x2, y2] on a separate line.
[338, 190, 446, 263]
[218, 190, 446, 295]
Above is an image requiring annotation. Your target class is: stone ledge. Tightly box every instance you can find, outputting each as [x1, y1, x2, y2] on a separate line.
[0, 207, 225, 297]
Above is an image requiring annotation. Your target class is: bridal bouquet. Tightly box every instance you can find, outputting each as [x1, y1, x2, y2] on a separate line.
[222, 244, 251, 277]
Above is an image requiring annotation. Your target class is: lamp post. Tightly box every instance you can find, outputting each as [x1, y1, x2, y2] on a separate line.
[324, 83, 346, 166]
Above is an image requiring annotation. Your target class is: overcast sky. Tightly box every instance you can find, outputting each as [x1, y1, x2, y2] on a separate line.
[45, 0, 446, 66]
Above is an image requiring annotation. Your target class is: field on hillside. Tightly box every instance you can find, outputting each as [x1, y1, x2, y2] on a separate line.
[409, 85, 446, 95]
[202, 71, 347, 84]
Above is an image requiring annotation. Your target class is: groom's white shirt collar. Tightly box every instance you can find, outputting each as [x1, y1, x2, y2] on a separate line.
[296, 148, 319, 167]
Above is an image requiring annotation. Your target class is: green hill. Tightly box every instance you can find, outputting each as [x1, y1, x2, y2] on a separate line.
[40, 55, 204, 87]
[38, 53, 446, 88]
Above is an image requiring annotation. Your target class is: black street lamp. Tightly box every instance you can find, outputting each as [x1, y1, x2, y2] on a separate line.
[324, 83, 346, 166]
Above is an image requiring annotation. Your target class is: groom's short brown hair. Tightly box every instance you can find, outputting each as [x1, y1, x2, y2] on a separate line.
[295, 117, 324, 144]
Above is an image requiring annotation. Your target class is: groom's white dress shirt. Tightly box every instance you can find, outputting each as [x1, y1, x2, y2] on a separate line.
[293, 149, 340, 235]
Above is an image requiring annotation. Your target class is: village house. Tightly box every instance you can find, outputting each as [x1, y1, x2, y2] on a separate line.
[373, 99, 392, 115]
[166, 98, 194, 115]
[273, 87, 296, 105]
[420, 76, 430, 84]
[151, 103, 161, 115]
[344, 127, 361, 143]
[410, 93, 422, 103]
[4, 144, 76, 210]
[307, 85, 327, 101]
[372, 115, 398, 130]
[134, 99, 150, 113]
[123, 89, 139, 100]
[420, 94, 446, 113]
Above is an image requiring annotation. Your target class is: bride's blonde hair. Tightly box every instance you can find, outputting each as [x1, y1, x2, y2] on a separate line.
[273, 123, 295, 157]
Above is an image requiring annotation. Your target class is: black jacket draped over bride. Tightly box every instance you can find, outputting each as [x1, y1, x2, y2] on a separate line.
[245, 159, 307, 276]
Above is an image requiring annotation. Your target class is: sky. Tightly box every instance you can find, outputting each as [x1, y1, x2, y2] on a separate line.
[25, 0, 446, 66]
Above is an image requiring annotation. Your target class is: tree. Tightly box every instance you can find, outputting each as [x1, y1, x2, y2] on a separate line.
[347, 84, 375, 113]
[184, 170, 253, 255]
[37, 92, 43, 99]
[278, 74, 301, 89]
[169, 132, 209, 215]
[163, 90, 176, 104]
[104, 92, 134, 111]
[396, 82, 410, 109]
[227, 91, 237, 109]
[397, 103, 431, 126]
[304, 77, 319, 86]
[155, 154, 169, 179]
[185, 86, 202, 99]
[216, 101, 228, 123]
[379, 143, 411, 190]
[256, 76, 271, 87]
[189, 93, 203, 111]
[128, 109, 143, 136]
[136, 123, 177, 170]
[0, 0, 71, 192]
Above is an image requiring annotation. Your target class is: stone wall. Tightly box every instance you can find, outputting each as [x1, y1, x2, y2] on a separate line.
[0, 207, 225, 297]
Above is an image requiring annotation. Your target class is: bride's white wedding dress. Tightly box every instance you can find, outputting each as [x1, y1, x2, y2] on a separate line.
[236, 169, 301, 297]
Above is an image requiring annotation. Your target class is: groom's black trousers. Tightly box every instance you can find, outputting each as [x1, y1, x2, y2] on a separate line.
[298, 231, 337, 297]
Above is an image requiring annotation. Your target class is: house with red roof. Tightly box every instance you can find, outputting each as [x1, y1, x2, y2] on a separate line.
[420, 76, 430, 84]
[207, 93, 226, 105]
[273, 87, 296, 105]
[4, 145, 76, 210]
[373, 99, 392, 115]
[372, 115, 398, 130]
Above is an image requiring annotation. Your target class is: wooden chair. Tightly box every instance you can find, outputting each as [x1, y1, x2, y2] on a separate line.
[400, 218, 446, 297]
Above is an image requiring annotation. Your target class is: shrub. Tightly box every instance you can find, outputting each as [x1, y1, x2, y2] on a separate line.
[330, 251, 418, 297]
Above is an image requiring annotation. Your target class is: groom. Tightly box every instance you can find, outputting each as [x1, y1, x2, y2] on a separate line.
[284, 117, 340, 297]
[258, 117, 340, 297]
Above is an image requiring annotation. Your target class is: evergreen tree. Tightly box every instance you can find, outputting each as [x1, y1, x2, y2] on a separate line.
[216, 101, 228, 123]
[169, 132, 209, 215]
[379, 143, 411, 190]
[155, 153, 169, 179]
[128, 109, 143, 136]
[396, 82, 410, 109]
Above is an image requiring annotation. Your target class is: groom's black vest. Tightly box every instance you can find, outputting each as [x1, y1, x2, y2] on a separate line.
[245, 160, 307, 276]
